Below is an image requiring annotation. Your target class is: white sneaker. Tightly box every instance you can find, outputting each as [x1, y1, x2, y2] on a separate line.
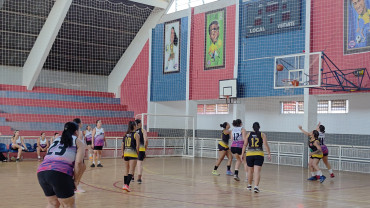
[75, 185, 86, 193]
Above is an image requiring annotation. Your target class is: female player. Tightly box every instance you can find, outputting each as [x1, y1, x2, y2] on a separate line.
[121, 121, 139, 192]
[37, 132, 49, 161]
[91, 120, 105, 167]
[84, 125, 93, 160]
[298, 126, 326, 183]
[230, 119, 248, 181]
[10, 130, 28, 161]
[242, 122, 271, 193]
[212, 122, 233, 176]
[134, 119, 147, 184]
[37, 122, 85, 208]
[316, 123, 334, 178]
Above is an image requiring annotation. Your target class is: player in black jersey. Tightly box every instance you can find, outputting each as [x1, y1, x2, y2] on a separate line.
[316, 123, 334, 178]
[242, 122, 271, 193]
[298, 126, 326, 183]
[212, 122, 233, 176]
[121, 121, 139, 192]
[132, 119, 148, 184]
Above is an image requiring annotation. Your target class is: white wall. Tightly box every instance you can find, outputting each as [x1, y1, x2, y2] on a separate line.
[0, 65, 23, 85]
[149, 92, 370, 135]
[148, 101, 192, 129]
[35, 69, 108, 92]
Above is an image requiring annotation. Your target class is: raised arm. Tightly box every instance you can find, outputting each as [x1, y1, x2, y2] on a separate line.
[315, 122, 321, 131]
[298, 125, 311, 136]
[121, 137, 125, 158]
[262, 133, 271, 161]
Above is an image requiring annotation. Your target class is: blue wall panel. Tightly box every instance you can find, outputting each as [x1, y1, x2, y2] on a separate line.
[151, 17, 188, 102]
[237, 0, 306, 97]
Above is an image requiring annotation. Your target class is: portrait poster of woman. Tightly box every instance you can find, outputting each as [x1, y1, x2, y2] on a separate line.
[163, 19, 181, 73]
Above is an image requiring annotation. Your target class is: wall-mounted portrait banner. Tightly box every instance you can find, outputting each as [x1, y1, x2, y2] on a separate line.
[163, 19, 181, 73]
[205, 8, 226, 70]
[344, 0, 370, 54]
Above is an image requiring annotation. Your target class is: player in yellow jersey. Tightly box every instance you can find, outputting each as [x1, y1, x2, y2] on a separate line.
[242, 122, 271, 193]
[121, 121, 139, 192]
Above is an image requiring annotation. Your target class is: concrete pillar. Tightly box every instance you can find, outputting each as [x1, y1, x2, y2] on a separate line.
[22, 0, 72, 90]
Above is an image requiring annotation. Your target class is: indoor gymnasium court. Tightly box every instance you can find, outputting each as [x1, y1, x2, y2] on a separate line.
[1, 0, 370, 207]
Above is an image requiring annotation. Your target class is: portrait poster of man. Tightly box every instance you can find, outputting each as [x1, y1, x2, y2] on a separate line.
[344, 0, 370, 54]
[205, 9, 226, 70]
[164, 19, 181, 73]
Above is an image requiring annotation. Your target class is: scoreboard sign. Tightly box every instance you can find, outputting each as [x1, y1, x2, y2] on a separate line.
[244, 0, 302, 38]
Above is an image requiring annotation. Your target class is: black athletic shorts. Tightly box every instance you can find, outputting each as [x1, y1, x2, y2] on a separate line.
[86, 141, 92, 145]
[124, 157, 138, 161]
[37, 170, 75, 198]
[138, 151, 146, 161]
[231, 147, 242, 155]
[218, 144, 229, 151]
[94, 146, 103, 150]
[246, 155, 264, 167]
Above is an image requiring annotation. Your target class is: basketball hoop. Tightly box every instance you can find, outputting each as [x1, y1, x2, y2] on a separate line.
[282, 79, 300, 87]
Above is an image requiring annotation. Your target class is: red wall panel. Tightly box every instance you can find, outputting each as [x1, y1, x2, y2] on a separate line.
[120, 41, 149, 115]
[311, 0, 370, 94]
[190, 5, 236, 100]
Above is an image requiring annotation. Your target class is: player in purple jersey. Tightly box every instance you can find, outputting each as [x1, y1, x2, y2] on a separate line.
[91, 120, 106, 167]
[84, 125, 93, 160]
[37, 122, 85, 208]
[37, 132, 49, 161]
[230, 119, 248, 181]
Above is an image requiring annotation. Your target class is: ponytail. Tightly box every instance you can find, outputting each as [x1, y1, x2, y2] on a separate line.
[60, 122, 78, 147]
[232, 119, 242, 127]
[220, 122, 228, 129]
[126, 121, 137, 135]
[253, 122, 260, 133]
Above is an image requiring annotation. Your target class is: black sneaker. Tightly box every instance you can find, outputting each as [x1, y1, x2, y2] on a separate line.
[16, 158, 20, 162]
[247, 185, 252, 190]
[137, 179, 142, 184]
[254, 187, 260, 193]
[131, 177, 135, 182]
[90, 163, 95, 167]
[97, 163, 103, 167]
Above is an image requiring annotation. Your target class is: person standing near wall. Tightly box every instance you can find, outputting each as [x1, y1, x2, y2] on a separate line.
[91, 120, 105, 167]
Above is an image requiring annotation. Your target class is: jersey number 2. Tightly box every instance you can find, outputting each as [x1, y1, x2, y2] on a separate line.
[47, 141, 67, 156]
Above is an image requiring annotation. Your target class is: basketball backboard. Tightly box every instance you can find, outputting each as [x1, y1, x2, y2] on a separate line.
[274, 52, 322, 89]
[219, 79, 237, 99]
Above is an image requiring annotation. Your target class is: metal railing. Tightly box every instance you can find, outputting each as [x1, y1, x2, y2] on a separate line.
[2, 136, 370, 173]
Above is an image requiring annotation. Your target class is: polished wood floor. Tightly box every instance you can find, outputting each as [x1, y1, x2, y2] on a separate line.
[1, 157, 370, 208]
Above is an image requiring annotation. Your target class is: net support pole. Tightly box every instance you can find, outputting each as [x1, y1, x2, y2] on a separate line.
[303, 0, 316, 168]
[22, 0, 72, 90]
[232, 103, 245, 121]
